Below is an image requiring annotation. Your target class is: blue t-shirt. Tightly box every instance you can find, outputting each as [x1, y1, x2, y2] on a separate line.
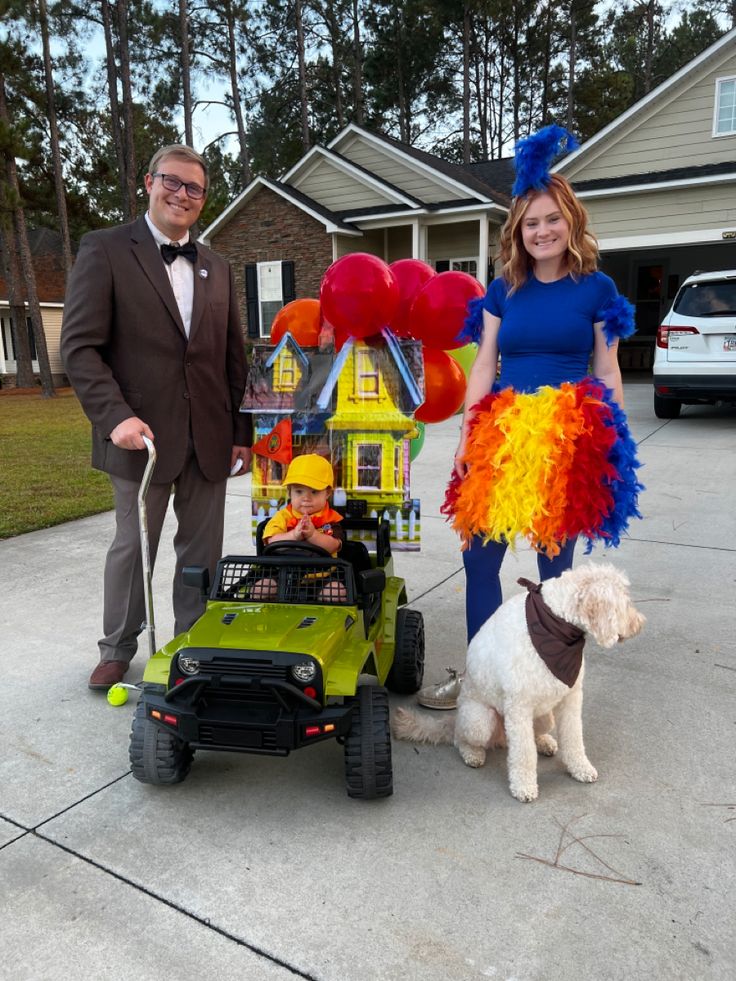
[484, 271, 618, 393]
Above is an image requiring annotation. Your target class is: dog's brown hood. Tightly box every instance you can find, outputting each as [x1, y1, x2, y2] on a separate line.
[518, 578, 585, 687]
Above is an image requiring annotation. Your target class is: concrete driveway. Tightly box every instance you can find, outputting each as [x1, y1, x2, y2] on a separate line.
[1, 379, 734, 980]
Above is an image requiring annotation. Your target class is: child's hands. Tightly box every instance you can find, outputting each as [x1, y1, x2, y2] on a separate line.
[293, 516, 314, 541]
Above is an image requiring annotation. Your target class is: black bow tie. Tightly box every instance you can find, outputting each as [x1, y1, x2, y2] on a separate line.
[160, 241, 197, 265]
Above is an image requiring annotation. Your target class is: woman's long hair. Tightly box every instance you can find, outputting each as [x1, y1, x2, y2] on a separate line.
[498, 174, 599, 293]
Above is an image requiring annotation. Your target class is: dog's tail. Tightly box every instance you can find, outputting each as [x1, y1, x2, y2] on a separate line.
[391, 706, 456, 745]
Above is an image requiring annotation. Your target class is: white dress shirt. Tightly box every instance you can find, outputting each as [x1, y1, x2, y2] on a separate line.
[145, 211, 195, 338]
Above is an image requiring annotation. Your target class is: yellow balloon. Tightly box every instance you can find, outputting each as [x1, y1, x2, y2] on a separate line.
[447, 343, 478, 380]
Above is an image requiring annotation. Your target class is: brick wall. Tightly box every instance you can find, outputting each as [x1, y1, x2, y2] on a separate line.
[210, 186, 334, 325]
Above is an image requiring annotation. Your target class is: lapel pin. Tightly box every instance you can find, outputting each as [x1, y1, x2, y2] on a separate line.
[199, 268, 208, 279]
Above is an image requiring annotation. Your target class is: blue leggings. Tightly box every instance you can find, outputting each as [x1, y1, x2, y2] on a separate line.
[463, 536, 577, 642]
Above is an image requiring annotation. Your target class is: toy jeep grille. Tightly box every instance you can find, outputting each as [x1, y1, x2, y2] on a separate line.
[212, 557, 354, 605]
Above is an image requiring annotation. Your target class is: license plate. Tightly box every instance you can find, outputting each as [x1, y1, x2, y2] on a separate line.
[724, 337, 736, 351]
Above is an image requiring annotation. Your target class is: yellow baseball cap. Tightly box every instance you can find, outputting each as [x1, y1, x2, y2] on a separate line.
[283, 454, 334, 490]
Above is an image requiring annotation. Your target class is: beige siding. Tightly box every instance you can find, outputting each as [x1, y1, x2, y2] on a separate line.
[338, 133, 469, 203]
[427, 221, 481, 261]
[566, 48, 736, 181]
[294, 156, 395, 211]
[43, 307, 64, 374]
[585, 183, 736, 239]
[334, 228, 386, 259]
[386, 225, 413, 262]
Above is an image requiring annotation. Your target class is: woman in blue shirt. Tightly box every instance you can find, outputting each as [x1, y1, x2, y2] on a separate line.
[419, 129, 638, 709]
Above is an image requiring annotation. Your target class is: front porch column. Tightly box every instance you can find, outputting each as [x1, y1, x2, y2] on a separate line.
[478, 214, 489, 287]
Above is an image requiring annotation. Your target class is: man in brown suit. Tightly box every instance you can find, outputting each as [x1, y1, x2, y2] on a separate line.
[61, 144, 252, 690]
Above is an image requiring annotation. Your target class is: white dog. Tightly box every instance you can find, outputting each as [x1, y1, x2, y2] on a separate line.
[393, 563, 645, 802]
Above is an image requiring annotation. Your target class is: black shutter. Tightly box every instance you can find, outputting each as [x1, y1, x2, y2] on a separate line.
[245, 263, 259, 338]
[281, 260, 296, 304]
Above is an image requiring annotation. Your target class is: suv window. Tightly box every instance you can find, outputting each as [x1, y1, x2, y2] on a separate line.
[674, 281, 736, 317]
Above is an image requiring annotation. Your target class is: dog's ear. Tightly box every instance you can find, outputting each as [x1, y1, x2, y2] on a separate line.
[576, 580, 623, 648]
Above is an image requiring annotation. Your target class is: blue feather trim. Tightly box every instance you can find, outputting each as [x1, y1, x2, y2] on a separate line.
[457, 295, 488, 345]
[512, 125, 580, 198]
[583, 382, 644, 554]
[596, 295, 636, 347]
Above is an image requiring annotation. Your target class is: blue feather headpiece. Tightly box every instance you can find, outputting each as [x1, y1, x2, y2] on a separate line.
[511, 125, 580, 198]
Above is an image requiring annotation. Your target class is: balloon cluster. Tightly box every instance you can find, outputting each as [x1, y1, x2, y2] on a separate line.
[269, 254, 482, 435]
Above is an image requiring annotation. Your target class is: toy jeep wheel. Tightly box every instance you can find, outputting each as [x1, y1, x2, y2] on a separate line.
[344, 685, 393, 800]
[387, 608, 425, 694]
[129, 700, 194, 785]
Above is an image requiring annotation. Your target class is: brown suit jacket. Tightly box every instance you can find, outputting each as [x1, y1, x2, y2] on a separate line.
[61, 216, 251, 484]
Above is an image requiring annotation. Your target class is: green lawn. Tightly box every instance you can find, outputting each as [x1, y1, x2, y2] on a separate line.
[0, 389, 113, 539]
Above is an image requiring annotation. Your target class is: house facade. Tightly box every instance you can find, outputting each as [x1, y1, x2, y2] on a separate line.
[201, 125, 509, 342]
[0, 228, 68, 387]
[556, 26, 736, 366]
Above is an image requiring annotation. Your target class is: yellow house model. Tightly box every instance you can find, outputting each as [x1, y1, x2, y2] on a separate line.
[241, 330, 425, 549]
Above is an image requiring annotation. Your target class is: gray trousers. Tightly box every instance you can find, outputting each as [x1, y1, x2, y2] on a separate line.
[99, 446, 226, 664]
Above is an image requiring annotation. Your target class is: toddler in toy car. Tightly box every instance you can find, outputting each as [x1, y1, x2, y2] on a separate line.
[252, 454, 346, 601]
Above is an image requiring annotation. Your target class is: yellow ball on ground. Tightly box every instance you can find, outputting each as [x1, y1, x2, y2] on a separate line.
[107, 684, 129, 706]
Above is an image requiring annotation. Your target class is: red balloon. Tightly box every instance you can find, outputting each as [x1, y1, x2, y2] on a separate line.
[415, 348, 466, 424]
[320, 253, 400, 340]
[408, 271, 485, 350]
[388, 259, 436, 337]
[269, 298, 321, 346]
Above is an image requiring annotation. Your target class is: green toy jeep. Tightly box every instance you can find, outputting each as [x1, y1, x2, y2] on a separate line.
[129, 518, 424, 799]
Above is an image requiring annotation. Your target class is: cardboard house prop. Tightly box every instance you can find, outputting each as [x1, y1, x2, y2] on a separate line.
[241, 330, 425, 550]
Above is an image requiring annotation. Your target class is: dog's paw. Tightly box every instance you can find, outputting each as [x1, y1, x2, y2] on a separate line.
[535, 734, 558, 757]
[458, 745, 486, 768]
[509, 779, 538, 802]
[568, 760, 598, 783]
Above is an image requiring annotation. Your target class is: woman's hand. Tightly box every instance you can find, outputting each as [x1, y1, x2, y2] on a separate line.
[454, 437, 468, 478]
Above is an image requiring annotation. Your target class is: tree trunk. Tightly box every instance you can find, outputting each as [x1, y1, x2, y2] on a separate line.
[0, 73, 54, 396]
[352, 0, 363, 125]
[326, 1, 344, 129]
[295, 0, 310, 152]
[37, 0, 73, 280]
[100, 0, 129, 219]
[643, 0, 655, 94]
[180, 0, 194, 146]
[566, 3, 577, 131]
[225, 0, 250, 185]
[0, 224, 34, 388]
[462, 4, 471, 164]
[115, 0, 137, 218]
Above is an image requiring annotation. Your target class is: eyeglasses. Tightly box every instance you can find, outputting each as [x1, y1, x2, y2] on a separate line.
[152, 172, 206, 200]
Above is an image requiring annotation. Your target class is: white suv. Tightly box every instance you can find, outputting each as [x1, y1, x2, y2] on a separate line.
[653, 269, 736, 418]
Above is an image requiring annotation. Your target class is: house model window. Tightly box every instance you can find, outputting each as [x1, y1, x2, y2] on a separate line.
[356, 444, 382, 488]
[276, 349, 299, 391]
[356, 347, 381, 397]
[714, 76, 736, 136]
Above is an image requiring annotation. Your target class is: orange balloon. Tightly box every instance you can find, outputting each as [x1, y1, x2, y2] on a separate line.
[269, 298, 321, 346]
[415, 348, 466, 424]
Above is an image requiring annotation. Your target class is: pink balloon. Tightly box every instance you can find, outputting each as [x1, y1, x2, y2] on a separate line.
[388, 259, 437, 337]
[320, 253, 400, 340]
[408, 271, 485, 350]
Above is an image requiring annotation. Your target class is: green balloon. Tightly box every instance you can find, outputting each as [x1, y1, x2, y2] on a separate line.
[410, 421, 426, 461]
[447, 343, 478, 380]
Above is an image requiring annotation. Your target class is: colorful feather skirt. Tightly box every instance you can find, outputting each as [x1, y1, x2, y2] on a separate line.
[441, 378, 643, 557]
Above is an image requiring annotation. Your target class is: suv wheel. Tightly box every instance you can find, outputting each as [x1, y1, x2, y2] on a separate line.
[129, 700, 194, 785]
[386, 608, 425, 694]
[344, 685, 393, 799]
[654, 393, 681, 419]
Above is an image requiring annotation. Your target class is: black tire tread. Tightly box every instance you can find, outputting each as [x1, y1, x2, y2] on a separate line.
[386, 608, 425, 694]
[129, 700, 193, 785]
[344, 685, 393, 799]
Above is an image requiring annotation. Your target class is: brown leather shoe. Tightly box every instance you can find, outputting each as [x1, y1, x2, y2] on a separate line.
[88, 660, 128, 691]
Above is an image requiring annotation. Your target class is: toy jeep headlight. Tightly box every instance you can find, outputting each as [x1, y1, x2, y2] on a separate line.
[291, 660, 317, 683]
[178, 655, 200, 676]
